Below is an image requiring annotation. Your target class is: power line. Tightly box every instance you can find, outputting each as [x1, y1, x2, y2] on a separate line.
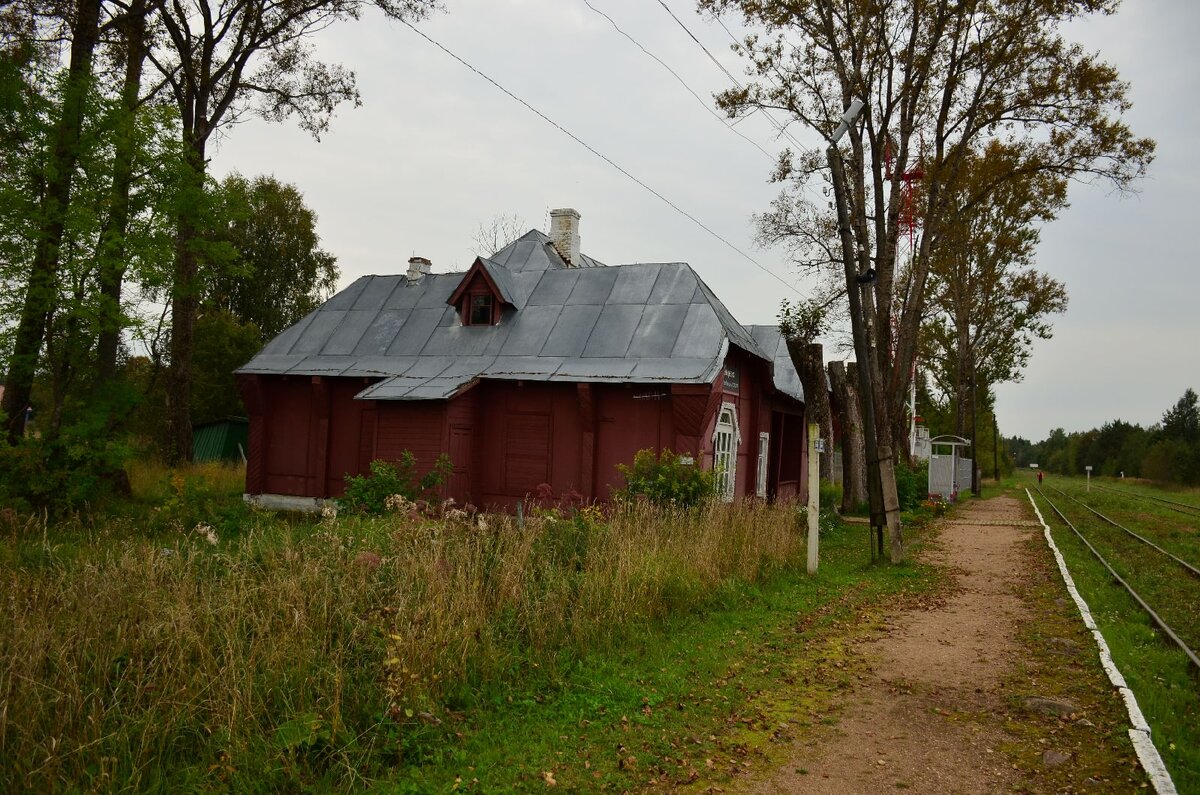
[654, 0, 809, 154]
[397, 18, 800, 296]
[580, 0, 776, 163]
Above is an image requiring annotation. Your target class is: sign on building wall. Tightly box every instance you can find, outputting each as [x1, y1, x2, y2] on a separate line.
[722, 366, 740, 393]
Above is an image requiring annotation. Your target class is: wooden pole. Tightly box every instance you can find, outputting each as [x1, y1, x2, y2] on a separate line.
[807, 421, 820, 574]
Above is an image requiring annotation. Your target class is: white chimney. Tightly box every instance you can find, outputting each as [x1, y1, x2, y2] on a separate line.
[549, 208, 581, 267]
[406, 256, 432, 282]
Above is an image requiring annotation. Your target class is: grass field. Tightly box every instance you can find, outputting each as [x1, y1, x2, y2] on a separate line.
[0, 463, 948, 792]
[1026, 471, 1200, 792]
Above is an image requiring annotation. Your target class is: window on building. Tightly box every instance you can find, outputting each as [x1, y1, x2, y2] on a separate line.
[756, 432, 770, 498]
[469, 293, 494, 325]
[713, 404, 739, 501]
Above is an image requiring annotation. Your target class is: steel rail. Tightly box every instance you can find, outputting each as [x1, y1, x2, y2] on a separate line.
[1088, 482, 1200, 518]
[1047, 485, 1200, 580]
[1034, 486, 1200, 673]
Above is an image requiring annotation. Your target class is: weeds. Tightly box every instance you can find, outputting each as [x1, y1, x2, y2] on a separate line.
[0, 497, 805, 791]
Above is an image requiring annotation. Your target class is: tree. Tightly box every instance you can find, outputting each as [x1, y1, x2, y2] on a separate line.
[190, 309, 260, 424]
[187, 174, 337, 427]
[2, 0, 104, 442]
[918, 143, 1069, 444]
[1162, 388, 1199, 444]
[1157, 388, 1199, 483]
[828, 360, 867, 512]
[205, 174, 338, 339]
[146, 0, 439, 463]
[470, 212, 526, 258]
[779, 298, 833, 481]
[702, 0, 1154, 461]
[94, 0, 154, 383]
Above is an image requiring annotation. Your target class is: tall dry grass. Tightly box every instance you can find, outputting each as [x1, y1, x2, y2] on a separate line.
[0, 499, 802, 790]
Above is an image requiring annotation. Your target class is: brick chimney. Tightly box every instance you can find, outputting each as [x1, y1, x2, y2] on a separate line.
[549, 208, 581, 267]
[406, 256, 432, 283]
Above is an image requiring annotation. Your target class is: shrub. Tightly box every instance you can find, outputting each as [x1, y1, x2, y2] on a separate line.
[893, 459, 928, 512]
[339, 453, 452, 514]
[616, 448, 716, 507]
[0, 412, 133, 517]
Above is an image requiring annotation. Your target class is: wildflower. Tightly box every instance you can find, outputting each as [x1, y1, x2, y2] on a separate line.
[384, 493, 413, 513]
[193, 523, 219, 546]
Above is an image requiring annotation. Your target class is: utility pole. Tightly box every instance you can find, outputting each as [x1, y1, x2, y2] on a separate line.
[827, 99, 903, 562]
[993, 414, 1000, 482]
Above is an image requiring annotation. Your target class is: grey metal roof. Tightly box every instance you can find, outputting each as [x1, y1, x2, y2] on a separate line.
[478, 257, 526, 309]
[239, 229, 795, 402]
[747, 325, 806, 403]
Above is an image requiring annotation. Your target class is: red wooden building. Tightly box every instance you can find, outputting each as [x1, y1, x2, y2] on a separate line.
[236, 210, 808, 509]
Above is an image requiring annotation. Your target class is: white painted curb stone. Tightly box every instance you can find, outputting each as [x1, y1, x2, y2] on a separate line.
[1026, 488, 1176, 794]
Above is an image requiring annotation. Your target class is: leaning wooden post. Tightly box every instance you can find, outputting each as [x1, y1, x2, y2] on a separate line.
[807, 421, 821, 574]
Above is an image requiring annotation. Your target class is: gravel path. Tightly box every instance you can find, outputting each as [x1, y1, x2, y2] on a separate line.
[748, 495, 1037, 794]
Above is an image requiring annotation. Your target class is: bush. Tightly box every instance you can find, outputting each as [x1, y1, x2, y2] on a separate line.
[0, 412, 133, 517]
[339, 453, 452, 514]
[893, 460, 928, 512]
[616, 448, 715, 507]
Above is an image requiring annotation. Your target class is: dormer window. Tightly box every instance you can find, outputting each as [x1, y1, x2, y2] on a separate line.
[469, 293, 495, 325]
[448, 256, 523, 327]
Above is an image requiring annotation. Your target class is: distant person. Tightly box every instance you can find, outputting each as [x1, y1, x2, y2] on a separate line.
[1037, 470, 1044, 485]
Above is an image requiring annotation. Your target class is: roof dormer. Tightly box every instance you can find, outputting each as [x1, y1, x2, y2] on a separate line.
[447, 257, 522, 326]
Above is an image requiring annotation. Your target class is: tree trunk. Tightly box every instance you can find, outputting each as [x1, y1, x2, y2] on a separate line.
[829, 361, 867, 513]
[787, 338, 833, 481]
[165, 135, 207, 464]
[954, 319, 970, 437]
[1, 0, 102, 442]
[96, 0, 148, 384]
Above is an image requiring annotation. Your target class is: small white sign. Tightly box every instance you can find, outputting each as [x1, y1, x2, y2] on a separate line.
[814, 439, 826, 453]
[1085, 465, 1093, 472]
[680, 455, 694, 465]
[1029, 463, 1039, 468]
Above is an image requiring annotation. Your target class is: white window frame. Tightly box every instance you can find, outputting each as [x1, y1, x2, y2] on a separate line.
[712, 402, 740, 501]
[756, 432, 770, 498]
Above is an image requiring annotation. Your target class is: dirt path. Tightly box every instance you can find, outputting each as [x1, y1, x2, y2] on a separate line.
[748, 495, 1042, 794]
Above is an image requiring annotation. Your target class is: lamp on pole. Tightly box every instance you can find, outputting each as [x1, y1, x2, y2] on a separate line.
[826, 98, 904, 562]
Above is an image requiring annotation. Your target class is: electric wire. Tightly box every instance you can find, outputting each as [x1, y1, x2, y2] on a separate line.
[398, 18, 801, 296]
[653, 0, 808, 153]
[579, 0, 776, 164]
[1034, 486, 1200, 673]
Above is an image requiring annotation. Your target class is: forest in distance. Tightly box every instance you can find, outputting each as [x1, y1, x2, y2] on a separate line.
[1006, 388, 1200, 485]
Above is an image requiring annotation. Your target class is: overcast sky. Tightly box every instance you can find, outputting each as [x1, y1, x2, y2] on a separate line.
[210, 0, 1198, 442]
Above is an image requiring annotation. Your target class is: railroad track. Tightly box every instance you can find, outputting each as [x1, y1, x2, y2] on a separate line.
[1087, 481, 1200, 519]
[1046, 485, 1200, 579]
[1033, 485, 1200, 673]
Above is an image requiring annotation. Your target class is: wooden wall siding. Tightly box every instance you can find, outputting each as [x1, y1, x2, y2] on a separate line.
[239, 363, 806, 508]
[326, 379, 368, 497]
[477, 381, 583, 505]
[263, 377, 312, 496]
[594, 386, 673, 500]
[446, 388, 479, 505]
[237, 374, 267, 494]
[504, 413, 552, 493]
[376, 402, 446, 473]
